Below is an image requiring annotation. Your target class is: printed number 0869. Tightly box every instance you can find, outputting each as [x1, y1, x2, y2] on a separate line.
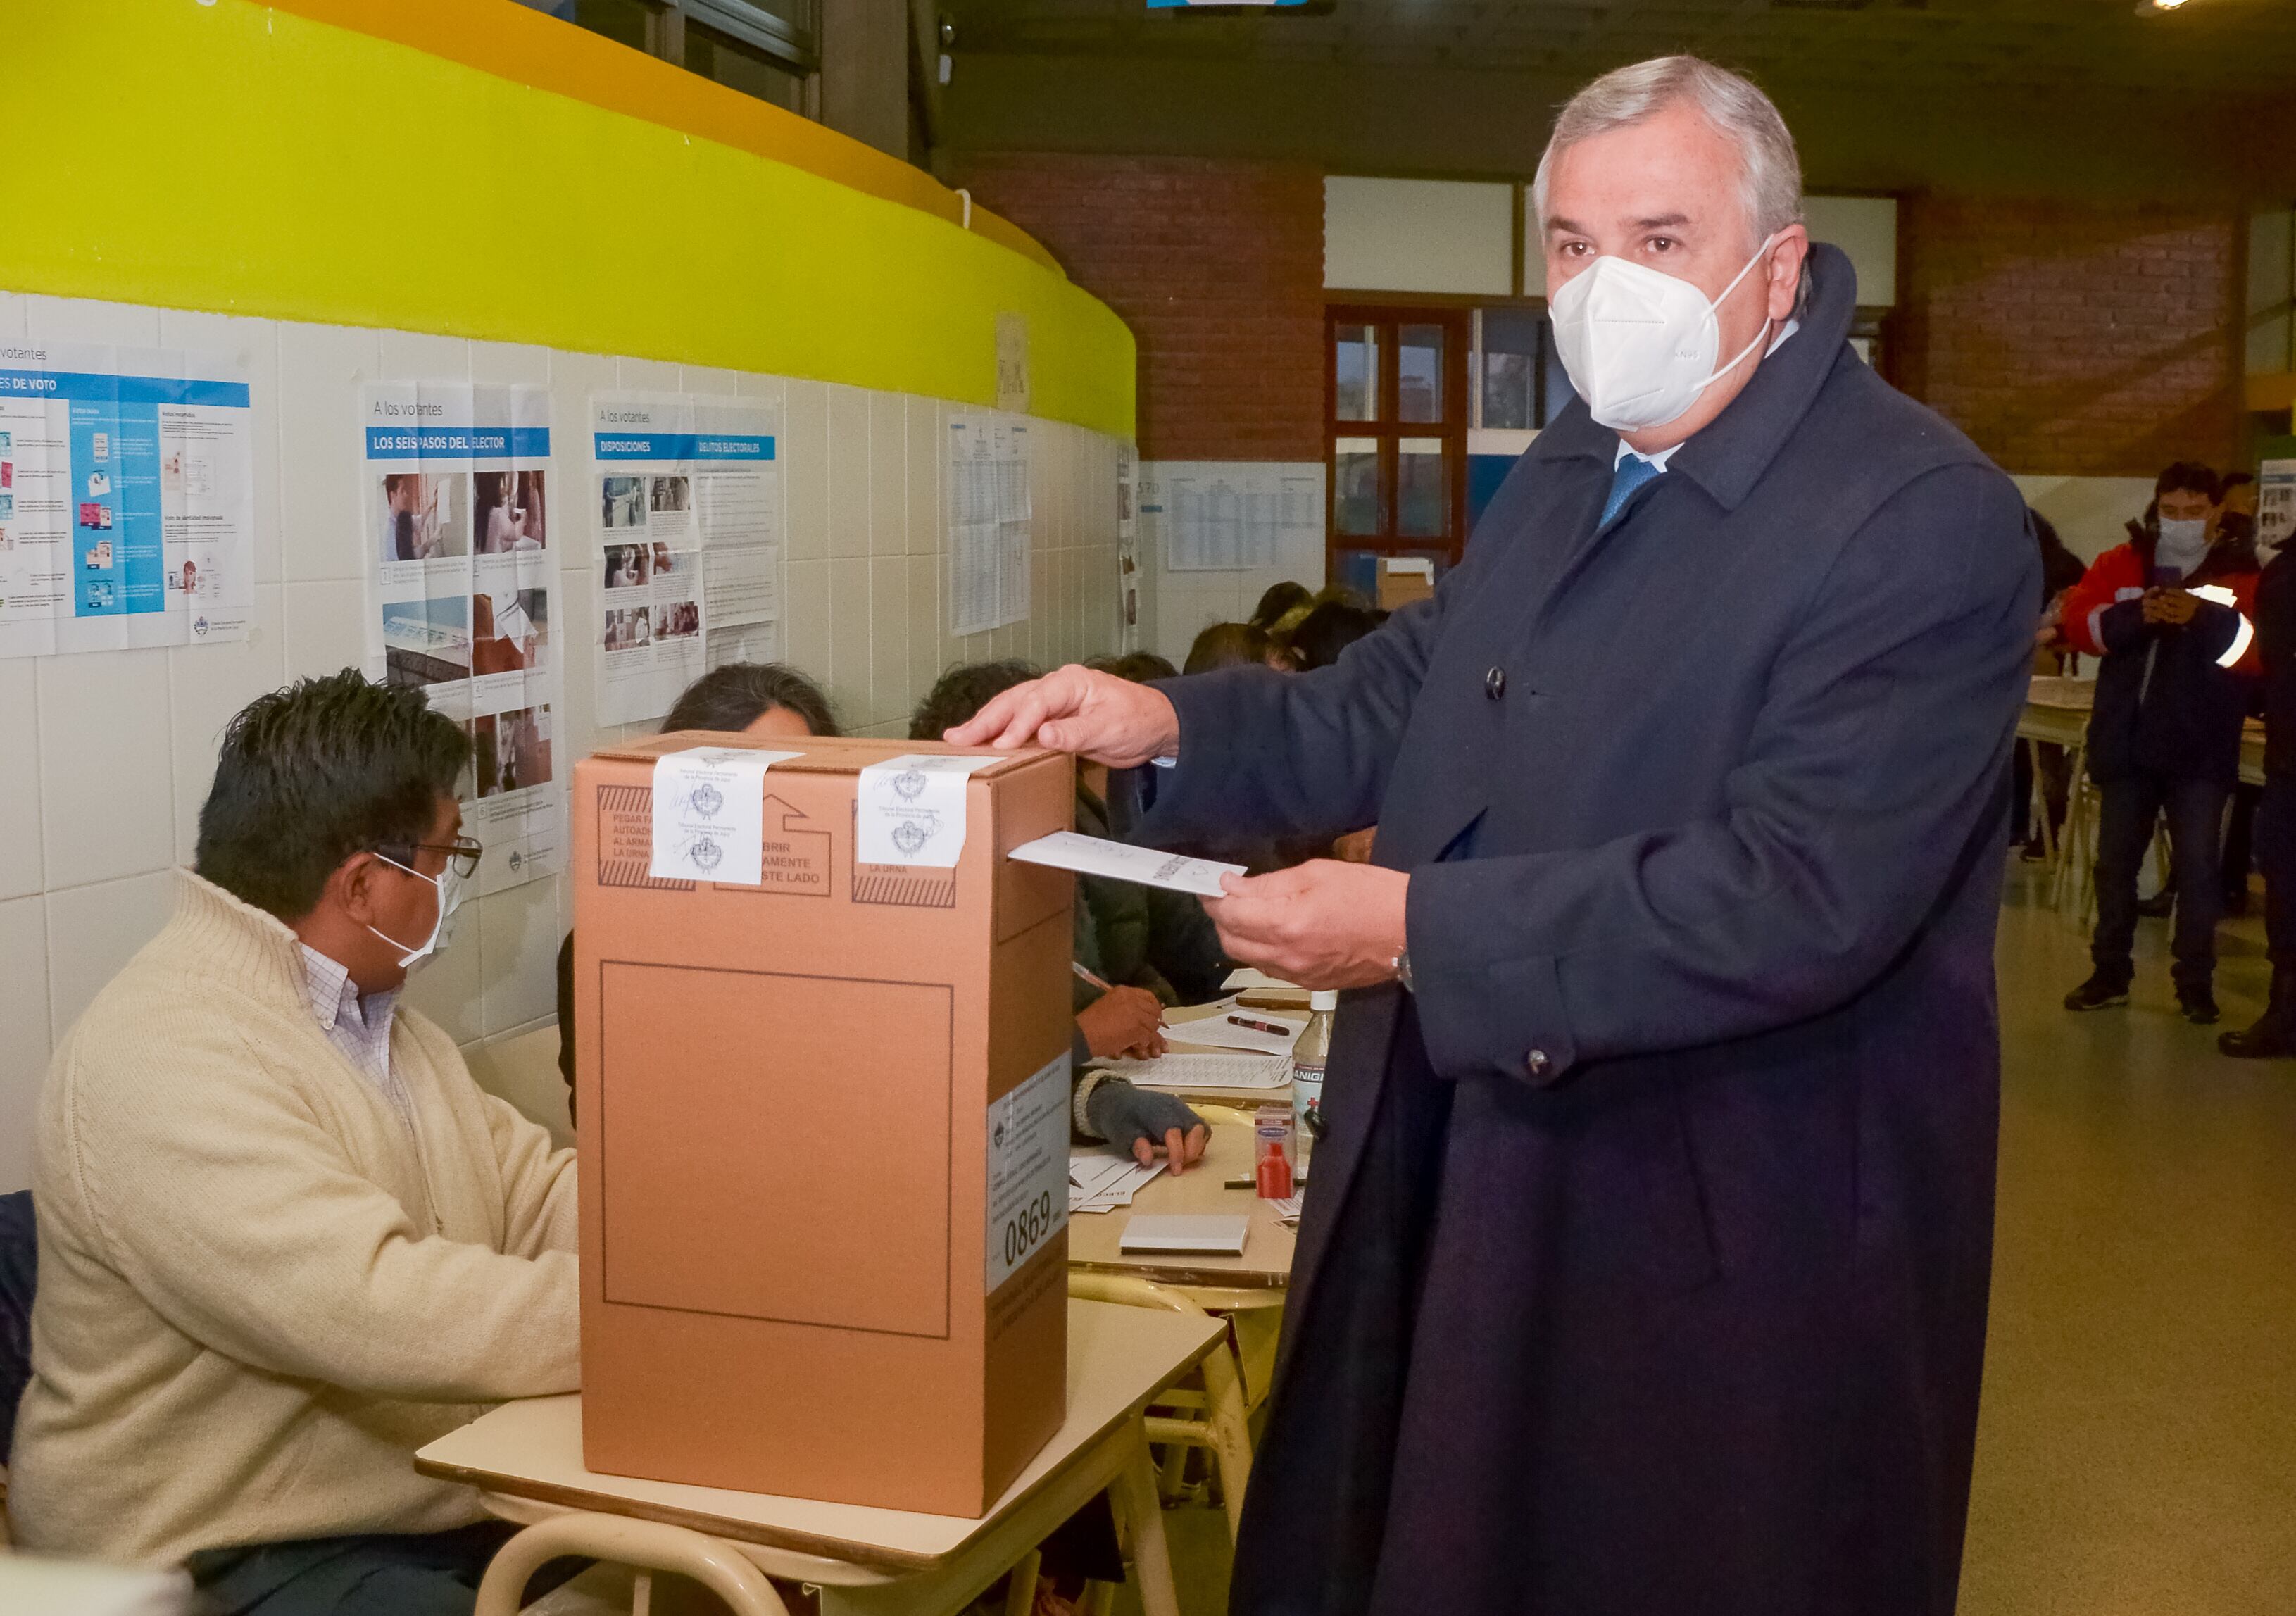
[1004, 1191, 1056, 1267]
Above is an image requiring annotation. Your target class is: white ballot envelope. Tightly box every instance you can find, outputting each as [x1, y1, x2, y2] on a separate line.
[1007, 831, 1245, 897]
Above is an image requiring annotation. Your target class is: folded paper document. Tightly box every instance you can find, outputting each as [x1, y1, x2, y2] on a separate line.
[1069, 1149, 1165, 1215]
[1008, 832, 1245, 898]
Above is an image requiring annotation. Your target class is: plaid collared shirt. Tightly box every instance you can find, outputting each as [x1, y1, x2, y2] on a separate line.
[299, 944, 414, 1134]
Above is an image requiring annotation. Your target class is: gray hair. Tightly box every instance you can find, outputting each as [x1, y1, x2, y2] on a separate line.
[1532, 56, 1805, 249]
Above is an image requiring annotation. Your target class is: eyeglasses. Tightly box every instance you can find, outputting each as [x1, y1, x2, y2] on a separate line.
[374, 837, 483, 879]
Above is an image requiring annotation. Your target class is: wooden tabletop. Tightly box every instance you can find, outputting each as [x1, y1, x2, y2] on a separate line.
[413, 1299, 1223, 1575]
[1067, 1120, 1300, 1290]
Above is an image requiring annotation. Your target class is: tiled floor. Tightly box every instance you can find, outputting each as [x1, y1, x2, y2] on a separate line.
[1962, 859, 2296, 1615]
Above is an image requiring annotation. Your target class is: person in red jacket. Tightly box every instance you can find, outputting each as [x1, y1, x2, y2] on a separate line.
[2062, 463, 2260, 1022]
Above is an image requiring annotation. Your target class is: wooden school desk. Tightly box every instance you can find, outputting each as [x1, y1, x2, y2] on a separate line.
[1067, 1120, 1296, 1296]
[415, 1299, 1223, 1616]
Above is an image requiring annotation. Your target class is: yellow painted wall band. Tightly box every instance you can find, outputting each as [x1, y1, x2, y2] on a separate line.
[0, 0, 1135, 439]
[260, 0, 1064, 276]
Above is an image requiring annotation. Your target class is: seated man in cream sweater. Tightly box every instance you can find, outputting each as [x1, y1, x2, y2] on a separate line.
[8, 671, 581, 1615]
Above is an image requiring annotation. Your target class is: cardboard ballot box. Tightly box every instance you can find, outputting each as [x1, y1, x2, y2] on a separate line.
[570, 733, 1077, 1516]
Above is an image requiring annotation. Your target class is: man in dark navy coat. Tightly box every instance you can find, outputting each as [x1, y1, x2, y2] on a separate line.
[955, 56, 2037, 1616]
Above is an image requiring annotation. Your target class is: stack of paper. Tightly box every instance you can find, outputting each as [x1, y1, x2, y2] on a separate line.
[1095, 1053, 1293, 1091]
[1267, 1194, 1305, 1227]
[1069, 1149, 1165, 1214]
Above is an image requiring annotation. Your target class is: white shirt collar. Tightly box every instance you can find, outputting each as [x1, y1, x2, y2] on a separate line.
[1615, 441, 1683, 474]
[1612, 318, 1800, 474]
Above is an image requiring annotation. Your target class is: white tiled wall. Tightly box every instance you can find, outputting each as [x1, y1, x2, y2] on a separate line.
[0, 289, 1129, 1191]
[1143, 462, 1329, 668]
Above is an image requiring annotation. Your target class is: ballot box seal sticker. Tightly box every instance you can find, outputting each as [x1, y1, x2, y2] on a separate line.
[855, 753, 1000, 870]
[986, 1052, 1072, 1294]
[647, 746, 803, 885]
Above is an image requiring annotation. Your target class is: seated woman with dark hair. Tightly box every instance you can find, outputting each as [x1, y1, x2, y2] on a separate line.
[1249, 580, 1313, 630]
[1286, 599, 1387, 671]
[1184, 620, 1293, 675]
[556, 663, 839, 1097]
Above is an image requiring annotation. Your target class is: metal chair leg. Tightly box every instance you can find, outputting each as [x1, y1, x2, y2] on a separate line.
[1000, 1548, 1043, 1616]
[470, 1513, 791, 1616]
[1112, 1434, 1182, 1616]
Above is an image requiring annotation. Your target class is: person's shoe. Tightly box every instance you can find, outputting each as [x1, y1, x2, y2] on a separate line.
[2220, 1009, 2295, 1058]
[2135, 890, 2176, 920]
[2064, 974, 2131, 1011]
[2178, 985, 2220, 1025]
[2219, 965, 2296, 1057]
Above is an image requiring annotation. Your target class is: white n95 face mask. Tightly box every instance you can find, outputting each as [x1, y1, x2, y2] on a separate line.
[368, 855, 465, 970]
[1549, 234, 1781, 432]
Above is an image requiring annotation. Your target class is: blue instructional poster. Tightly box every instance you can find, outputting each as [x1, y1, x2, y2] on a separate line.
[361, 381, 563, 891]
[587, 391, 782, 726]
[0, 342, 254, 658]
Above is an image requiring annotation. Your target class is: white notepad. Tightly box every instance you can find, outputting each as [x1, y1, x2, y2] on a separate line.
[1166, 1010, 1305, 1056]
[1119, 1214, 1250, 1255]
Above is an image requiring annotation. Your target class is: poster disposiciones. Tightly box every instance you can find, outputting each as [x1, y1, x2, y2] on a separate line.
[361, 383, 563, 894]
[948, 411, 1031, 637]
[0, 342, 254, 658]
[590, 393, 782, 727]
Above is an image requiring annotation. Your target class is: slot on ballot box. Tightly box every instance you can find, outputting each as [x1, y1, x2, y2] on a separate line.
[571, 732, 1077, 1516]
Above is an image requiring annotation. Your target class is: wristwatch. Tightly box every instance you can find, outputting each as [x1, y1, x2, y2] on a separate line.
[1392, 951, 1414, 994]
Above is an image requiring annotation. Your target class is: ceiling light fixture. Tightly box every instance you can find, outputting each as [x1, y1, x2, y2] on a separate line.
[2138, 0, 2192, 13]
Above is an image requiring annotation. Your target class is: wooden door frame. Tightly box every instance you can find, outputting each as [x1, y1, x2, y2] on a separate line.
[1324, 304, 1472, 579]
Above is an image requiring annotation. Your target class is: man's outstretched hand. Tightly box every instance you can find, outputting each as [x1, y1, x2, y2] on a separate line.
[943, 665, 1180, 765]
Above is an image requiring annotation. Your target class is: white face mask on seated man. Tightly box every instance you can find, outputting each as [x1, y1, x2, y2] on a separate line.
[367, 851, 469, 970]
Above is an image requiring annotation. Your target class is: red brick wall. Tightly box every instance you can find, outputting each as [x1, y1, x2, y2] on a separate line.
[951, 153, 1326, 462]
[1896, 196, 2244, 477]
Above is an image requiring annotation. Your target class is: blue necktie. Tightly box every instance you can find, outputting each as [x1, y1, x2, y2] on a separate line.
[1601, 453, 1662, 527]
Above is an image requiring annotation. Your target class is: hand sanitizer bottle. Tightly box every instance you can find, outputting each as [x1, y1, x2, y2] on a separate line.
[1291, 990, 1338, 1154]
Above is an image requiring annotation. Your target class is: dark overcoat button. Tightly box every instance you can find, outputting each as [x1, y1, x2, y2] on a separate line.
[1485, 666, 1506, 700]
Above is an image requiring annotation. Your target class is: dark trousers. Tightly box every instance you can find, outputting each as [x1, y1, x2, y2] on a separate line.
[2225, 782, 2263, 903]
[185, 1521, 584, 1616]
[2091, 771, 2230, 990]
[2258, 773, 2296, 970]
